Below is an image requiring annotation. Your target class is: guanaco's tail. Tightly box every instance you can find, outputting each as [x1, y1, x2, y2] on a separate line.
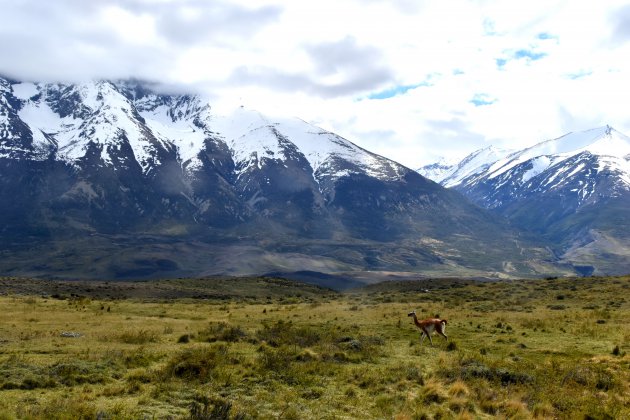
[441, 319, 447, 325]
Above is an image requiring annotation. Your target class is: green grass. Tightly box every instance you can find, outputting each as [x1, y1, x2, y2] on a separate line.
[0, 276, 628, 418]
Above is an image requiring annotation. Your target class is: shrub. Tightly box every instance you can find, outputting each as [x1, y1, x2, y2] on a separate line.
[163, 345, 228, 383]
[419, 381, 447, 404]
[257, 345, 293, 372]
[50, 361, 112, 386]
[595, 372, 616, 391]
[0, 359, 56, 390]
[189, 395, 244, 420]
[257, 320, 322, 348]
[198, 323, 247, 343]
[454, 359, 534, 385]
[116, 329, 160, 344]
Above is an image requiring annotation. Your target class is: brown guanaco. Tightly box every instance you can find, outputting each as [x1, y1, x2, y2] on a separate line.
[408, 310, 448, 346]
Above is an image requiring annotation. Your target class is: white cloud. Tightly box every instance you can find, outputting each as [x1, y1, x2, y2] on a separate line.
[1, 0, 630, 168]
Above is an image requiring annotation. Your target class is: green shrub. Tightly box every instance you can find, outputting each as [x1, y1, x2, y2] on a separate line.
[189, 395, 244, 420]
[163, 345, 228, 383]
[257, 345, 294, 372]
[198, 322, 247, 343]
[257, 320, 322, 347]
[50, 360, 112, 386]
[452, 359, 534, 385]
[116, 329, 160, 344]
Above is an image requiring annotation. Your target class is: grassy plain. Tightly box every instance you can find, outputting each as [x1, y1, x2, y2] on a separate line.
[0, 276, 628, 419]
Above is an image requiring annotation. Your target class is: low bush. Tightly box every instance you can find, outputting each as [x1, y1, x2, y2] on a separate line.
[163, 345, 228, 383]
[115, 329, 160, 344]
[189, 395, 245, 420]
[257, 320, 322, 347]
[50, 360, 113, 386]
[448, 359, 534, 385]
[198, 322, 247, 343]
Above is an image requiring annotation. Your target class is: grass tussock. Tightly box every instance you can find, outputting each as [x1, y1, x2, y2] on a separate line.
[0, 275, 627, 418]
[163, 344, 231, 382]
[114, 329, 161, 344]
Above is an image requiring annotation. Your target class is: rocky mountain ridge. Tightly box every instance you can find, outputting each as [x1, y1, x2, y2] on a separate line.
[419, 126, 630, 275]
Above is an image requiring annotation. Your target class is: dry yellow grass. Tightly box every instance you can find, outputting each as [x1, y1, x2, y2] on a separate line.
[0, 276, 627, 419]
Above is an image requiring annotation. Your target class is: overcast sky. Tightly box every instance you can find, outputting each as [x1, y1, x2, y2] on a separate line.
[2, 0, 630, 168]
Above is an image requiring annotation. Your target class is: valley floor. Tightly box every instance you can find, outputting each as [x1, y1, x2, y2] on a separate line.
[0, 276, 628, 419]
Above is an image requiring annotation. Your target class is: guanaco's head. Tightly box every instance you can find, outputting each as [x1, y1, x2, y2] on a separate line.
[407, 310, 416, 317]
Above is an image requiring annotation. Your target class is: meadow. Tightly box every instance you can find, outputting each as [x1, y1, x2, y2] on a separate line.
[0, 275, 628, 419]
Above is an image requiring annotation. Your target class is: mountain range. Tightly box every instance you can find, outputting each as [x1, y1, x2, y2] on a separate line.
[418, 126, 630, 276]
[4, 75, 626, 284]
[1, 76, 574, 283]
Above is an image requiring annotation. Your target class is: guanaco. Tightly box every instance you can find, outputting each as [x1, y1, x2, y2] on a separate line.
[408, 310, 448, 346]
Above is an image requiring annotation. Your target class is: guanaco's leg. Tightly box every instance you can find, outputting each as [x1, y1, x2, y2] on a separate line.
[424, 329, 434, 346]
[436, 325, 448, 341]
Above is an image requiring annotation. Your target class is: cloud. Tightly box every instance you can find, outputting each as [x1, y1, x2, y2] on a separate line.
[2, 0, 630, 168]
[304, 37, 394, 96]
[153, 1, 282, 46]
[610, 4, 630, 45]
[228, 37, 394, 98]
[0, 0, 283, 83]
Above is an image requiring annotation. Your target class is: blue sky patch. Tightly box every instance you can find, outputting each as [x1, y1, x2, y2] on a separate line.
[496, 48, 546, 69]
[495, 58, 508, 69]
[566, 69, 593, 79]
[367, 82, 427, 100]
[514, 49, 547, 60]
[470, 93, 496, 107]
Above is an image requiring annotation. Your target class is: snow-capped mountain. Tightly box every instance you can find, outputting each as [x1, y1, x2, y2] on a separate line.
[417, 146, 513, 187]
[7, 79, 407, 185]
[426, 126, 630, 208]
[420, 126, 630, 275]
[1, 76, 560, 281]
[416, 157, 455, 184]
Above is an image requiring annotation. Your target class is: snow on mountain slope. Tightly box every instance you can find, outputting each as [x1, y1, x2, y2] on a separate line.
[213, 107, 408, 182]
[137, 102, 208, 170]
[416, 157, 456, 183]
[15, 81, 166, 170]
[441, 146, 513, 187]
[11, 82, 39, 100]
[422, 126, 630, 196]
[2, 78, 412, 189]
[484, 126, 630, 182]
[476, 126, 630, 206]
[1, 79, 53, 160]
